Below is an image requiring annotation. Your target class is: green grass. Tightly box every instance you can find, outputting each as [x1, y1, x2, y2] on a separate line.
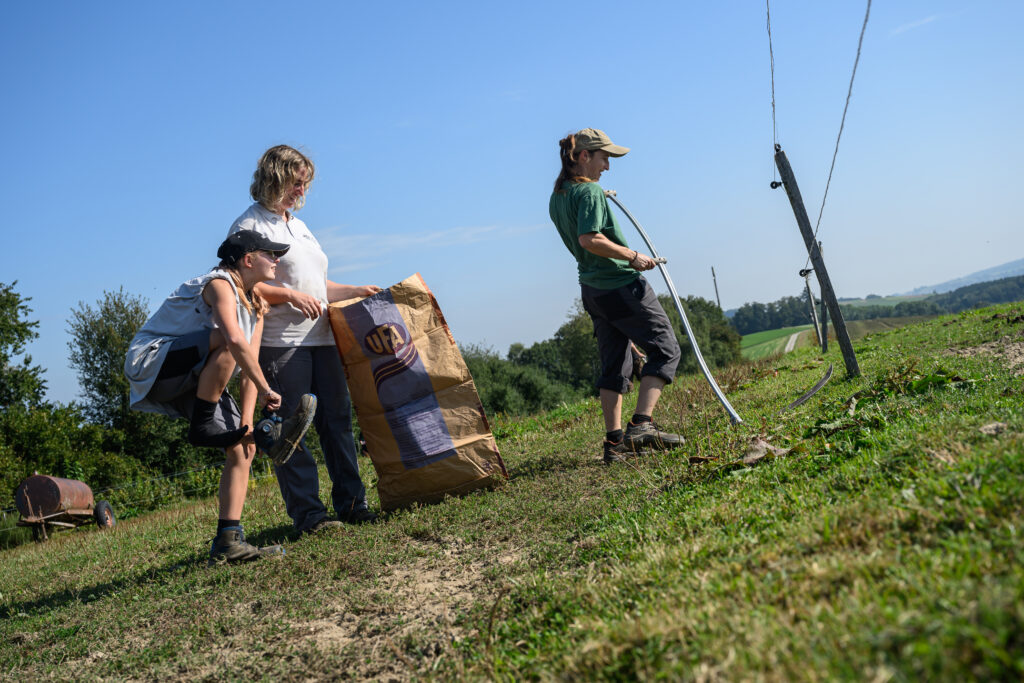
[844, 315, 936, 337]
[3, 304, 1024, 680]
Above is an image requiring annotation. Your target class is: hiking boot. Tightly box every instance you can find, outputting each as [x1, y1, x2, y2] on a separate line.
[624, 421, 685, 452]
[208, 526, 284, 566]
[303, 517, 344, 535]
[254, 394, 317, 466]
[603, 439, 632, 465]
[341, 508, 379, 525]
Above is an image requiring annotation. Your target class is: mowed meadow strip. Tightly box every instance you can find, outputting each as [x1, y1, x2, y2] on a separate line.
[2, 304, 1023, 680]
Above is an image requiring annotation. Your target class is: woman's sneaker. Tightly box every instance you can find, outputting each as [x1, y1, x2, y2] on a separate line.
[254, 394, 317, 466]
[208, 526, 285, 566]
[624, 421, 685, 452]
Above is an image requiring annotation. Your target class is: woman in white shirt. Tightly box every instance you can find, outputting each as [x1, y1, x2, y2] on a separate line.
[229, 145, 381, 533]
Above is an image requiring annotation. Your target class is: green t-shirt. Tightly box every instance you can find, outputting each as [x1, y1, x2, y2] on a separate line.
[549, 181, 638, 290]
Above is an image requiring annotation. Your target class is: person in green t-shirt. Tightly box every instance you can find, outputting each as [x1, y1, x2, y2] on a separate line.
[549, 128, 685, 463]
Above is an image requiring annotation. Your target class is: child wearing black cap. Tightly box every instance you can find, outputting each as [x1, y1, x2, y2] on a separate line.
[125, 230, 316, 564]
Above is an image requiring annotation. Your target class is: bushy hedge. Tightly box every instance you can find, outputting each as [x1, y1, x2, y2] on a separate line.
[463, 345, 580, 416]
[464, 294, 742, 417]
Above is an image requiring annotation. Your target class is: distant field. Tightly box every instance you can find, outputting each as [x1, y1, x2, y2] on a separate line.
[740, 324, 813, 349]
[839, 294, 932, 308]
[841, 315, 935, 337]
[741, 316, 936, 360]
[741, 324, 813, 360]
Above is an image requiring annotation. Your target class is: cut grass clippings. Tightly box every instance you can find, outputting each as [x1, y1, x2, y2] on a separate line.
[1, 305, 1023, 680]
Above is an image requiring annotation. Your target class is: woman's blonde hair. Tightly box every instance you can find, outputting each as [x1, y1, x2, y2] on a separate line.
[553, 134, 595, 193]
[249, 145, 316, 211]
[218, 254, 270, 318]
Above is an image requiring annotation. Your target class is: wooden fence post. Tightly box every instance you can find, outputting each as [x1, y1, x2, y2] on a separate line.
[774, 146, 860, 377]
[819, 241, 829, 352]
[711, 267, 722, 310]
[802, 269, 822, 347]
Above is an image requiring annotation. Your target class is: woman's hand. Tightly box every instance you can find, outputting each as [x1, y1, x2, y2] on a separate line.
[354, 285, 382, 297]
[259, 389, 282, 412]
[289, 290, 323, 319]
[628, 251, 657, 271]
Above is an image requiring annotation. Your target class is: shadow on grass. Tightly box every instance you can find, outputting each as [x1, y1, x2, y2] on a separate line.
[0, 521, 301, 620]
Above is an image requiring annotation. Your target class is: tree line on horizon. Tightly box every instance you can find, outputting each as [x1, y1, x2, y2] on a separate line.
[729, 274, 1024, 336]
[464, 295, 742, 416]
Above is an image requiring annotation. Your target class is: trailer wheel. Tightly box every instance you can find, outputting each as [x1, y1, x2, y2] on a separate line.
[31, 525, 44, 542]
[94, 501, 116, 529]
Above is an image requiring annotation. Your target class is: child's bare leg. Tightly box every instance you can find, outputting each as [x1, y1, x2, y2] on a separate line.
[197, 329, 235, 402]
[219, 440, 254, 519]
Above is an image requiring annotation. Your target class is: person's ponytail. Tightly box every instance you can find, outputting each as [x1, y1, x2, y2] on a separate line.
[553, 134, 594, 192]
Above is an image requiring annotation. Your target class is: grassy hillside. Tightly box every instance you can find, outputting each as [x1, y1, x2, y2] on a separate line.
[3, 305, 1024, 680]
[843, 315, 935, 337]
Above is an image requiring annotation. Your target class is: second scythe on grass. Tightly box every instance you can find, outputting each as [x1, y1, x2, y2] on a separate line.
[605, 189, 743, 425]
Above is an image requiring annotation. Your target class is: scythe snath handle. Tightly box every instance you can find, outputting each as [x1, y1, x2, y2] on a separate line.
[604, 190, 743, 425]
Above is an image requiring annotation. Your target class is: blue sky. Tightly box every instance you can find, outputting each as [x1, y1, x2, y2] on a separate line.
[3, 1, 1022, 404]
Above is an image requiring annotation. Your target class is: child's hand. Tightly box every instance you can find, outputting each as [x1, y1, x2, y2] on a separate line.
[260, 389, 282, 412]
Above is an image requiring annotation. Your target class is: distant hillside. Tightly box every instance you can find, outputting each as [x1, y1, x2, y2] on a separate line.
[729, 275, 1024, 336]
[725, 258, 1024, 318]
[900, 257, 1024, 296]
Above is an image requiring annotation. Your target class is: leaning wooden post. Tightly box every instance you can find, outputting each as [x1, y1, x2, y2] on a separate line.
[774, 145, 860, 377]
[801, 269, 822, 347]
[711, 267, 722, 310]
[818, 241, 829, 353]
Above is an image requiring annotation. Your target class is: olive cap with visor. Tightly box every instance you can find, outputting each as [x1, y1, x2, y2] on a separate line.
[574, 128, 630, 157]
[217, 229, 290, 264]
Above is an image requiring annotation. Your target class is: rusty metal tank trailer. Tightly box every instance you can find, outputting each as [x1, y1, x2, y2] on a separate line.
[14, 474, 116, 542]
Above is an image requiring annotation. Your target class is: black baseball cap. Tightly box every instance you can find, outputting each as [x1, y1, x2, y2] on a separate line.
[217, 230, 290, 263]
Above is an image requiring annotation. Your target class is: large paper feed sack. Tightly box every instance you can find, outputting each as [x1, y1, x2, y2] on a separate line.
[328, 273, 507, 510]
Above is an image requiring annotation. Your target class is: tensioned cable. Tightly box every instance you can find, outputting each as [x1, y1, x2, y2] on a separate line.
[804, 0, 872, 268]
[766, 0, 778, 183]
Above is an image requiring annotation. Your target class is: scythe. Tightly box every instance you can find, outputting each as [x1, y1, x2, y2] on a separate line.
[604, 190, 743, 425]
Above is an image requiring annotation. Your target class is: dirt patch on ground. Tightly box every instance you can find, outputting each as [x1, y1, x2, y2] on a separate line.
[293, 538, 519, 681]
[177, 538, 520, 682]
[949, 336, 1024, 375]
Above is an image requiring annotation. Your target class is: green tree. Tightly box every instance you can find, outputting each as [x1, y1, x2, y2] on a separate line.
[513, 302, 600, 392]
[67, 288, 149, 427]
[550, 303, 601, 391]
[660, 295, 742, 374]
[464, 344, 578, 416]
[66, 289, 205, 471]
[0, 282, 47, 408]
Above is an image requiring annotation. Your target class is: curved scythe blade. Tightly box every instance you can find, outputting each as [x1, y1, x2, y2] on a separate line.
[779, 363, 834, 414]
